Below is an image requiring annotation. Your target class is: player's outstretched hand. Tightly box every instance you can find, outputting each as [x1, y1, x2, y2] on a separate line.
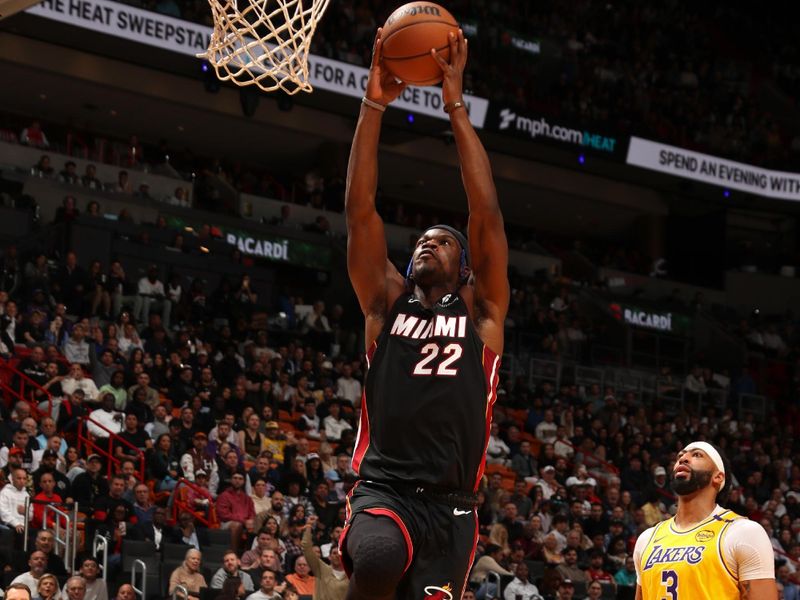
[432, 29, 467, 105]
[366, 28, 407, 107]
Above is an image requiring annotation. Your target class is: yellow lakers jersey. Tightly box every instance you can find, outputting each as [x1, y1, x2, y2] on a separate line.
[639, 509, 743, 600]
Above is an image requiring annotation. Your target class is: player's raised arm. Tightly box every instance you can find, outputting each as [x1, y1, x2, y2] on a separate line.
[346, 29, 406, 342]
[433, 30, 509, 356]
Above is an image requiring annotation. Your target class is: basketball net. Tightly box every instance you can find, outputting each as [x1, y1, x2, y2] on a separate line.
[200, 0, 330, 95]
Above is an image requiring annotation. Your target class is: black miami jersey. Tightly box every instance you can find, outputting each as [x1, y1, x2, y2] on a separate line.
[352, 292, 500, 493]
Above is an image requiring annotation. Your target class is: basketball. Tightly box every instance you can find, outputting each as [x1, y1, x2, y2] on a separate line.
[380, 2, 459, 86]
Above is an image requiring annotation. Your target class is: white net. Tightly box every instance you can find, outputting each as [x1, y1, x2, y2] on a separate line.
[200, 0, 330, 95]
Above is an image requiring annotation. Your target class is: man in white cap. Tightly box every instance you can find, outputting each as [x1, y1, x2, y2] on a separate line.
[633, 441, 776, 599]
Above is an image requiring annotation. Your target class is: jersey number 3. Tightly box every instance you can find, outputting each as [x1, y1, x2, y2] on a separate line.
[661, 569, 678, 600]
[412, 343, 463, 376]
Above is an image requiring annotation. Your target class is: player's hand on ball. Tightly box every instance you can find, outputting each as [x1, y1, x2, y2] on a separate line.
[431, 29, 467, 105]
[366, 28, 407, 107]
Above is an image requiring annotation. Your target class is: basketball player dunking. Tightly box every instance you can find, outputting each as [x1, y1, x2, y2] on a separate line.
[340, 28, 508, 600]
[634, 442, 776, 599]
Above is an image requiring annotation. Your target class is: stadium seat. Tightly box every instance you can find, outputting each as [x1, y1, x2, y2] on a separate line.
[206, 528, 232, 547]
[162, 543, 192, 562]
[122, 540, 159, 572]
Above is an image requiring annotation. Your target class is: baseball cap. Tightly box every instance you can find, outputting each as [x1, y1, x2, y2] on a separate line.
[9, 447, 23, 456]
[42, 449, 58, 458]
[654, 466, 667, 476]
[560, 579, 574, 587]
[543, 465, 555, 473]
[321, 360, 333, 370]
[265, 421, 279, 429]
[610, 519, 624, 526]
[193, 432, 208, 440]
[195, 469, 207, 477]
[87, 454, 102, 462]
[307, 453, 320, 461]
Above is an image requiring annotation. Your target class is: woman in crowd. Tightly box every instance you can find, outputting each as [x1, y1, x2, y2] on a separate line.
[150, 433, 182, 492]
[36, 574, 61, 600]
[238, 413, 265, 461]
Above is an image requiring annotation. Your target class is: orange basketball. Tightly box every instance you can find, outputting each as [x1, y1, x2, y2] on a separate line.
[380, 2, 459, 86]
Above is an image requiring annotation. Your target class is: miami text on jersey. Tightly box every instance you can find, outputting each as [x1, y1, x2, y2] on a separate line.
[390, 313, 468, 340]
[643, 545, 706, 570]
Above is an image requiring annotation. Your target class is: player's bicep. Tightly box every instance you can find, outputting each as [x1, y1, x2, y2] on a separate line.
[738, 578, 776, 599]
[468, 209, 509, 312]
[347, 211, 390, 313]
[468, 211, 509, 353]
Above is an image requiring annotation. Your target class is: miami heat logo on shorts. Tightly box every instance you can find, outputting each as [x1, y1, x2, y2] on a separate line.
[424, 583, 453, 600]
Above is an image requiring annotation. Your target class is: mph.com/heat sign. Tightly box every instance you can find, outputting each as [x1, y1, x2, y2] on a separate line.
[492, 106, 618, 154]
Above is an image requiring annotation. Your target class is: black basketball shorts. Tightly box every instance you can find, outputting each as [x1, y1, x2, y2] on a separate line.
[340, 480, 479, 600]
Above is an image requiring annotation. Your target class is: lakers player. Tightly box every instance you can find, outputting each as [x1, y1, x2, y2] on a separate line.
[634, 442, 775, 599]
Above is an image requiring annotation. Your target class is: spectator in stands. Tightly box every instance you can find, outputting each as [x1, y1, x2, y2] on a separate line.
[53, 252, 89, 316]
[30, 471, 64, 530]
[470, 543, 511, 598]
[74, 558, 106, 600]
[134, 266, 171, 329]
[35, 574, 60, 600]
[0, 467, 30, 540]
[535, 409, 558, 444]
[136, 505, 173, 550]
[613, 556, 636, 591]
[114, 413, 151, 459]
[55, 388, 88, 435]
[114, 585, 135, 600]
[11, 551, 47, 590]
[584, 580, 603, 599]
[62, 324, 91, 367]
[166, 187, 190, 208]
[300, 515, 348, 600]
[503, 561, 542, 600]
[114, 171, 132, 194]
[80, 164, 101, 190]
[487, 422, 512, 466]
[95, 370, 128, 411]
[211, 552, 254, 593]
[296, 400, 321, 440]
[552, 579, 574, 600]
[20, 122, 49, 148]
[217, 471, 256, 551]
[334, 364, 360, 406]
[181, 431, 217, 485]
[63, 577, 86, 600]
[321, 400, 351, 442]
[556, 548, 587, 585]
[92, 349, 120, 388]
[169, 548, 207, 600]
[59, 161, 79, 185]
[512, 440, 538, 483]
[284, 556, 314, 597]
[71, 454, 108, 510]
[246, 570, 282, 600]
[87, 393, 123, 438]
[61, 363, 99, 401]
[31, 530, 67, 579]
[85, 200, 101, 217]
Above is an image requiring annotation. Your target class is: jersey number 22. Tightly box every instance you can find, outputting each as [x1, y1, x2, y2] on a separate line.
[412, 343, 463, 376]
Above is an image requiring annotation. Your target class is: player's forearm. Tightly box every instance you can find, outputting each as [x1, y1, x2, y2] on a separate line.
[345, 106, 383, 221]
[450, 108, 499, 215]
